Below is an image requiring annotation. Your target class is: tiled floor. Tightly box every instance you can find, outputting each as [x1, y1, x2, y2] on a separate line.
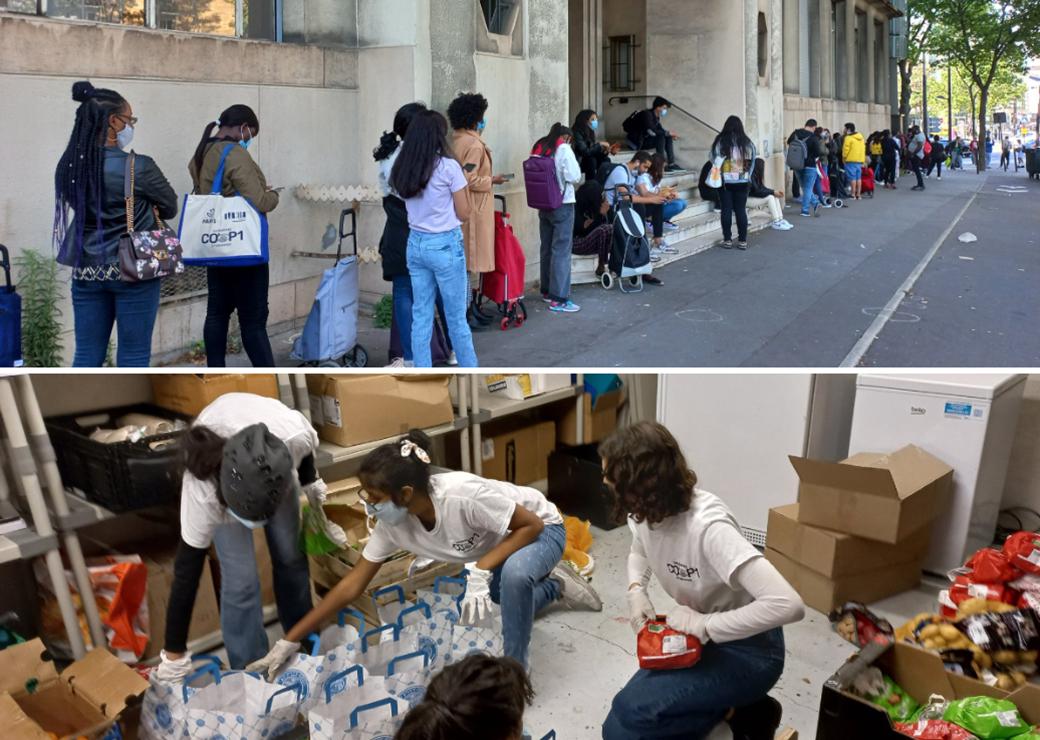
[233, 524, 940, 739]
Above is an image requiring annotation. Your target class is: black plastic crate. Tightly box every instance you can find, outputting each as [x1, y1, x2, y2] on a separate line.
[45, 404, 189, 513]
[547, 444, 622, 531]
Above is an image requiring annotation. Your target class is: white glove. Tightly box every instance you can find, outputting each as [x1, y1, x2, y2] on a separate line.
[626, 588, 657, 634]
[666, 605, 711, 643]
[303, 479, 348, 548]
[246, 639, 300, 681]
[155, 651, 194, 683]
[459, 563, 494, 625]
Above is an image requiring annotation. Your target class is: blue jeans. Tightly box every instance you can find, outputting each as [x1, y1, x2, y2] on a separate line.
[71, 277, 161, 367]
[538, 205, 576, 302]
[662, 199, 688, 222]
[407, 227, 477, 368]
[212, 486, 313, 669]
[391, 274, 451, 363]
[602, 627, 786, 740]
[489, 522, 566, 669]
[798, 167, 821, 214]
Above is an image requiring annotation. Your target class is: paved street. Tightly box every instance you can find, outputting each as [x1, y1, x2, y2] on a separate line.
[216, 165, 1039, 369]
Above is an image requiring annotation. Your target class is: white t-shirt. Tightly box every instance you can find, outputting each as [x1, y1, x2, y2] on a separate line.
[636, 173, 662, 194]
[378, 147, 401, 198]
[362, 471, 564, 564]
[630, 489, 761, 615]
[554, 143, 583, 205]
[180, 394, 319, 549]
[604, 164, 636, 206]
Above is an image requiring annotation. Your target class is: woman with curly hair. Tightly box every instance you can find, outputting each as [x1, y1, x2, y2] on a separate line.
[599, 421, 804, 740]
[448, 92, 508, 331]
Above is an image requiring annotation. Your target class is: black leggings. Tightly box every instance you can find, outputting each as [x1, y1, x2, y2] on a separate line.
[635, 202, 665, 239]
[719, 183, 750, 242]
[882, 156, 897, 185]
[205, 263, 275, 367]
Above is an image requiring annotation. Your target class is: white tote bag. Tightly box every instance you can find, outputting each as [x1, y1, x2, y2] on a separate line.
[309, 665, 400, 740]
[178, 143, 269, 266]
[182, 671, 302, 740]
[139, 655, 222, 740]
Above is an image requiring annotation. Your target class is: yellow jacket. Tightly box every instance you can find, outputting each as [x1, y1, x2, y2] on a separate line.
[843, 132, 866, 164]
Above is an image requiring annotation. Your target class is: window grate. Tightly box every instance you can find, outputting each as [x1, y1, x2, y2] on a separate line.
[608, 35, 636, 92]
[160, 265, 209, 302]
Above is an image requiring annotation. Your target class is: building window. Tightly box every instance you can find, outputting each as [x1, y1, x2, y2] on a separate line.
[609, 35, 636, 92]
[3, 0, 278, 40]
[757, 12, 768, 80]
[479, 0, 517, 35]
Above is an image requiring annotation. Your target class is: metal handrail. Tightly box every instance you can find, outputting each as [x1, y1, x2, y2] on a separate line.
[607, 95, 720, 135]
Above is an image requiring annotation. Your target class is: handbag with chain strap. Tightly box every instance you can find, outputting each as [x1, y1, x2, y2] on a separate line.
[118, 152, 184, 282]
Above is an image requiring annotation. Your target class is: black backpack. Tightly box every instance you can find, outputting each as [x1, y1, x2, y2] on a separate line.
[597, 161, 628, 187]
[622, 110, 644, 140]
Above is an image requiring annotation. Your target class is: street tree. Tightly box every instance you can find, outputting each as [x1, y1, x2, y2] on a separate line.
[899, 2, 931, 129]
[925, 0, 1040, 171]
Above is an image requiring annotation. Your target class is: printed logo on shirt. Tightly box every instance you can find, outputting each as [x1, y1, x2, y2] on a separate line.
[452, 533, 481, 554]
[666, 561, 700, 582]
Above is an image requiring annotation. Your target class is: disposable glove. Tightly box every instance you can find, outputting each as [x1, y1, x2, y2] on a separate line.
[666, 605, 711, 643]
[460, 563, 494, 625]
[154, 651, 194, 683]
[246, 639, 300, 681]
[627, 588, 657, 634]
[303, 479, 348, 548]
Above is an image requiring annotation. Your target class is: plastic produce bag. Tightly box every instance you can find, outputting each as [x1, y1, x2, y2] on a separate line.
[272, 606, 367, 715]
[965, 549, 1020, 584]
[895, 719, 979, 739]
[1005, 532, 1040, 575]
[564, 516, 595, 575]
[301, 503, 341, 556]
[850, 667, 919, 722]
[183, 671, 302, 739]
[637, 617, 703, 670]
[943, 696, 1030, 738]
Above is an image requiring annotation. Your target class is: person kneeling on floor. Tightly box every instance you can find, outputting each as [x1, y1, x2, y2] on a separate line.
[395, 654, 534, 740]
[749, 159, 793, 231]
[156, 394, 346, 679]
[249, 429, 603, 677]
[599, 422, 805, 740]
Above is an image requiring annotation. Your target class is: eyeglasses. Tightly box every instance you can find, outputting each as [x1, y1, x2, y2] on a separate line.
[117, 114, 139, 127]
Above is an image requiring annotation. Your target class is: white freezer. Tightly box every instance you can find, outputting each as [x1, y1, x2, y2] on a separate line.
[849, 374, 1027, 574]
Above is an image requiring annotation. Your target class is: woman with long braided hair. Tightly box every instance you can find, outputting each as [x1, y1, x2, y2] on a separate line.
[54, 80, 178, 367]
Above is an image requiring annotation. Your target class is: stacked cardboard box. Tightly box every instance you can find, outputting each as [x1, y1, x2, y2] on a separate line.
[766, 445, 954, 613]
[151, 374, 279, 416]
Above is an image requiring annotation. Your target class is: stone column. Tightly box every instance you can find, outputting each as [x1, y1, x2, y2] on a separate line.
[818, 0, 834, 99]
[745, 0, 760, 140]
[834, 0, 847, 100]
[865, 8, 876, 106]
[429, 0, 477, 112]
[783, 0, 801, 94]
[568, 0, 603, 121]
[799, 0, 810, 95]
[845, 0, 856, 105]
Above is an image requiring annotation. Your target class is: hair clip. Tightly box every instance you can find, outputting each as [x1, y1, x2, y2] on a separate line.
[400, 440, 430, 464]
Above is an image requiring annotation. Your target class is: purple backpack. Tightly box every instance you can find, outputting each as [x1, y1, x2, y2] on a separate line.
[523, 154, 564, 211]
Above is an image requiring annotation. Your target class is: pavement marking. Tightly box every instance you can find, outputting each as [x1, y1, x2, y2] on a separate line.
[676, 308, 725, 323]
[840, 184, 982, 367]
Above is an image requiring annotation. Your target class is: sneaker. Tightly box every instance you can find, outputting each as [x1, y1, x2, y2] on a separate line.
[780, 220, 794, 230]
[551, 561, 603, 611]
[549, 300, 581, 313]
[822, 202, 833, 208]
[665, 163, 683, 173]
[812, 202, 821, 217]
[447, 351, 458, 367]
[937, 175, 942, 180]
[729, 696, 783, 740]
[663, 221, 679, 231]
[644, 275, 663, 286]
[540, 293, 552, 303]
[799, 211, 811, 217]
[658, 243, 679, 254]
[649, 251, 662, 262]
[911, 185, 924, 191]
[771, 220, 786, 230]
[737, 241, 748, 250]
[386, 357, 407, 368]
[721, 240, 734, 249]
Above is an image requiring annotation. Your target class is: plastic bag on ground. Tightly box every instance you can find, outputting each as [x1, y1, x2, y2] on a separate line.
[564, 516, 595, 575]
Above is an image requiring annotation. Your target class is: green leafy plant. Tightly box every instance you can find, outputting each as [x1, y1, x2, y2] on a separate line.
[15, 250, 64, 367]
[374, 294, 393, 329]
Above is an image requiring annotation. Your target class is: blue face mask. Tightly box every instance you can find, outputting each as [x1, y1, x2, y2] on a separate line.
[240, 125, 253, 150]
[365, 499, 410, 526]
[590, 119, 599, 131]
[228, 508, 267, 530]
[477, 120, 487, 133]
[660, 108, 669, 118]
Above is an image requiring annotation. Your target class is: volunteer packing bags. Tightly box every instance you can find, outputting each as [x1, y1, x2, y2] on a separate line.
[178, 144, 269, 266]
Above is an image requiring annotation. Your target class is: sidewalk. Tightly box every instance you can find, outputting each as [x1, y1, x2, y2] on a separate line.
[187, 163, 1036, 369]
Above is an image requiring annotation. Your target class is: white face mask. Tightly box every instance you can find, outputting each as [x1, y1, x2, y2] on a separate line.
[228, 508, 267, 530]
[116, 123, 134, 150]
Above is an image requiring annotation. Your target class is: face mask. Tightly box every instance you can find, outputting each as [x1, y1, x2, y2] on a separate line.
[477, 120, 487, 133]
[116, 124, 134, 150]
[240, 126, 253, 150]
[228, 508, 267, 530]
[590, 119, 599, 131]
[365, 499, 410, 526]
[660, 109, 669, 118]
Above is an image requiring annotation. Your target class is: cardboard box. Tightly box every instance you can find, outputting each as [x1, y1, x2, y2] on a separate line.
[151, 374, 279, 417]
[0, 638, 147, 739]
[484, 374, 572, 401]
[481, 421, 556, 485]
[789, 444, 954, 544]
[142, 548, 221, 659]
[766, 504, 931, 579]
[547, 444, 622, 531]
[557, 388, 624, 446]
[766, 547, 923, 614]
[306, 375, 454, 448]
[817, 640, 1040, 740]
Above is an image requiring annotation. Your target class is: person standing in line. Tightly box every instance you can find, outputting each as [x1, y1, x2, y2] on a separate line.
[600, 422, 804, 740]
[907, 125, 928, 190]
[532, 123, 584, 314]
[189, 105, 280, 367]
[881, 130, 899, 189]
[374, 102, 454, 368]
[55, 81, 178, 367]
[448, 93, 508, 333]
[711, 116, 757, 250]
[841, 122, 866, 200]
[390, 110, 478, 368]
[788, 119, 823, 218]
[927, 135, 946, 180]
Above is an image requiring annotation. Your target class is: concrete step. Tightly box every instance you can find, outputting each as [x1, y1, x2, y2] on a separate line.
[571, 201, 777, 286]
